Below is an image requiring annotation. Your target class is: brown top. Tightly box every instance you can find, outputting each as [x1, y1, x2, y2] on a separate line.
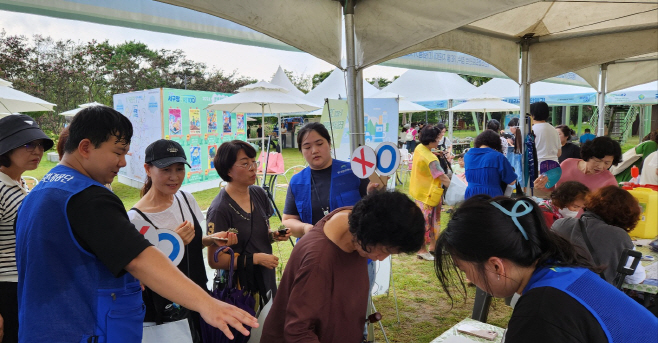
[261, 207, 369, 343]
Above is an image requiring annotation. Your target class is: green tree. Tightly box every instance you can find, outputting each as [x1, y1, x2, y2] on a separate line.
[459, 74, 491, 87]
[311, 70, 332, 89]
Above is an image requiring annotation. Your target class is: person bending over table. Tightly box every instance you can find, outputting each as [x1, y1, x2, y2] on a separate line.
[15, 107, 257, 342]
[282, 122, 377, 238]
[434, 195, 657, 343]
[464, 130, 516, 199]
[261, 191, 425, 343]
[551, 185, 646, 285]
[534, 136, 621, 192]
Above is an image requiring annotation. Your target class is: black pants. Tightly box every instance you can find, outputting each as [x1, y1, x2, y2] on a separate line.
[0, 282, 18, 343]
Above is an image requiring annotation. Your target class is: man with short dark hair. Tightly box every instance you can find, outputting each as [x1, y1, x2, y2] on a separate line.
[262, 191, 425, 343]
[579, 128, 596, 144]
[15, 106, 257, 342]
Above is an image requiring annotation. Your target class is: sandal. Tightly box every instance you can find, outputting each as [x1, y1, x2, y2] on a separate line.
[417, 252, 435, 261]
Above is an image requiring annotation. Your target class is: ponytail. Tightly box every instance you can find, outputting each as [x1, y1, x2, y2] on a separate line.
[140, 163, 154, 197]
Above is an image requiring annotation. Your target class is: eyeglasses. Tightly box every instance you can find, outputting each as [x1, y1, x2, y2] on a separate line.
[23, 141, 45, 152]
[234, 161, 260, 171]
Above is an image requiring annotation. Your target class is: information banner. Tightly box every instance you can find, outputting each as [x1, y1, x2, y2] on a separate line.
[322, 98, 399, 161]
[161, 88, 245, 186]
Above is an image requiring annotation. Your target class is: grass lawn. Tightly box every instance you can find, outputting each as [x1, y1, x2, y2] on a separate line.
[26, 132, 639, 342]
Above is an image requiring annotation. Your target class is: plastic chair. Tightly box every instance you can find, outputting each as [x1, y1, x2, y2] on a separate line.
[23, 176, 38, 190]
[273, 165, 306, 198]
[614, 248, 642, 290]
[396, 149, 412, 186]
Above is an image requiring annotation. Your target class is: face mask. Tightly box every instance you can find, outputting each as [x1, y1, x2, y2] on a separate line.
[558, 207, 579, 218]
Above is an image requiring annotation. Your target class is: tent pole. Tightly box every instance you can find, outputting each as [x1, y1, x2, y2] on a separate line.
[261, 104, 265, 150]
[472, 112, 480, 134]
[563, 106, 569, 126]
[519, 39, 531, 188]
[344, 2, 360, 152]
[448, 99, 454, 141]
[356, 69, 365, 147]
[577, 105, 583, 136]
[277, 113, 282, 149]
[597, 63, 609, 137]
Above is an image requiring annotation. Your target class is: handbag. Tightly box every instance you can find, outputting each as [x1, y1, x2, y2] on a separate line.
[201, 246, 256, 343]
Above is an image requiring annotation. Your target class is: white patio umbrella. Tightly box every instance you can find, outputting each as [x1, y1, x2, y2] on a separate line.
[0, 78, 55, 114]
[370, 90, 431, 113]
[206, 81, 320, 149]
[60, 102, 106, 116]
[447, 93, 520, 130]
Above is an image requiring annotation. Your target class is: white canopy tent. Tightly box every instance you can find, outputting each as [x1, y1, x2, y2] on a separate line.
[381, 69, 477, 108]
[59, 102, 107, 116]
[462, 78, 596, 102]
[370, 91, 430, 113]
[206, 81, 320, 148]
[447, 94, 520, 113]
[0, 78, 56, 114]
[304, 68, 380, 108]
[270, 66, 306, 98]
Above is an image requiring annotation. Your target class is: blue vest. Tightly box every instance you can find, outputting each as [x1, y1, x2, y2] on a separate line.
[16, 165, 144, 343]
[289, 159, 362, 225]
[525, 266, 657, 343]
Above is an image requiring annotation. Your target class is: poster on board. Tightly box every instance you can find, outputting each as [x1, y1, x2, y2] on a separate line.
[113, 89, 162, 183]
[321, 98, 399, 161]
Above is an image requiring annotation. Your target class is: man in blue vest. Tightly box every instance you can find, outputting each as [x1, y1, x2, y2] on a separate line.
[15, 106, 257, 343]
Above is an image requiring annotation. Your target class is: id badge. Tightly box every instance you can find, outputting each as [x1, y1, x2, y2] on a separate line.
[323, 210, 329, 216]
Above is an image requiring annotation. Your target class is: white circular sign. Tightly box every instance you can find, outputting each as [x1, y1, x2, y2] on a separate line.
[374, 143, 401, 177]
[131, 219, 159, 246]
[350, 146, 377, 179]
[157, 229, 185, 266]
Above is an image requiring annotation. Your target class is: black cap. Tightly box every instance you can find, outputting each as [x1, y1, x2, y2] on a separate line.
[144, 139, 190, 168]
[0, 114, 54, 155]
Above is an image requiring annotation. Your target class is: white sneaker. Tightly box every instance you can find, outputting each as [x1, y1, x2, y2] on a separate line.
[417, 252, 434, 261]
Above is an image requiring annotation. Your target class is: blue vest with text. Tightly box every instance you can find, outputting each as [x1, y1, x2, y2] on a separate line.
[16, 165, 144, 343]
[524, 266, 657, 343]
[290, 159, 362, 225]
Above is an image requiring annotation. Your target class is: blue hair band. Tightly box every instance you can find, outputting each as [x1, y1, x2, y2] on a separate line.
[490, 200, 532, 240]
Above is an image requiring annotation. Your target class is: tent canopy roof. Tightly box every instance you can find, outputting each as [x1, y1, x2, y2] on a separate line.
[303, 68, 380, 107]
[381, 69, 477, 102]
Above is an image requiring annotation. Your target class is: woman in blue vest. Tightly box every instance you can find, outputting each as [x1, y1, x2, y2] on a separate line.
[434, 195, 657, 342]
[283, 123, 376, 237]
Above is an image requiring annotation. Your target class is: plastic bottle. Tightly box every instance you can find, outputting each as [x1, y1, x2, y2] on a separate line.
[630, 165, 640, 184]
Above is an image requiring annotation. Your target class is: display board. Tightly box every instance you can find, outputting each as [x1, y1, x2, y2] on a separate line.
[114, 88, 246, 192]
[321, 98, 399, 163]
[114, 89, 163, 183]
[161, 88, 245, 186]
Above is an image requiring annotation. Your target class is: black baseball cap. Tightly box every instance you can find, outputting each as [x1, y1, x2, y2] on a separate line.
[144, 139, 190, 168]
[0, 114, 54, 156]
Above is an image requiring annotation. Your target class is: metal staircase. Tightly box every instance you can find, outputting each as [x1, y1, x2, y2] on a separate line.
[610, 106, 640, 144]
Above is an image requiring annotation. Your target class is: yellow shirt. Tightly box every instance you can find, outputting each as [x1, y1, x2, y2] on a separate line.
[409, 144, 444, 207]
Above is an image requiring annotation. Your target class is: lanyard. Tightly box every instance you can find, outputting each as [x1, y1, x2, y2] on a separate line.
[310, 172, 330, 216]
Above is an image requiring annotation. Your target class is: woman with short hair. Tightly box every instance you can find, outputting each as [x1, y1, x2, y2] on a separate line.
[551, 185, 645, 285]
[464, 130, 517, 199]
[538, 181, 589, 227]
[207, 140, 290, 310]
[534, 136, 621, 191]
[409, 125, 451, 261]
[0, 114, 53, 343]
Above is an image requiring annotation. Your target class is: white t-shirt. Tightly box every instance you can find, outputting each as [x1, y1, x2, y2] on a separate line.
[127, 190, 205, 231]
[532, 122, 561, 164]
[438, 136, 452, 149]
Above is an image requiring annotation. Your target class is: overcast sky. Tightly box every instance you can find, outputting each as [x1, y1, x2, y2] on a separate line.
[0, 10, 408, 83]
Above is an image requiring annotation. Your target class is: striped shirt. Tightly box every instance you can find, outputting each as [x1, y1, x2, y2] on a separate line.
[0, 171, 28, 282]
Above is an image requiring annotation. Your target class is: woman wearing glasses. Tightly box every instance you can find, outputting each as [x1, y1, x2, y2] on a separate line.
[0, 115, 53, 343]
[207, 140, 290, 310]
